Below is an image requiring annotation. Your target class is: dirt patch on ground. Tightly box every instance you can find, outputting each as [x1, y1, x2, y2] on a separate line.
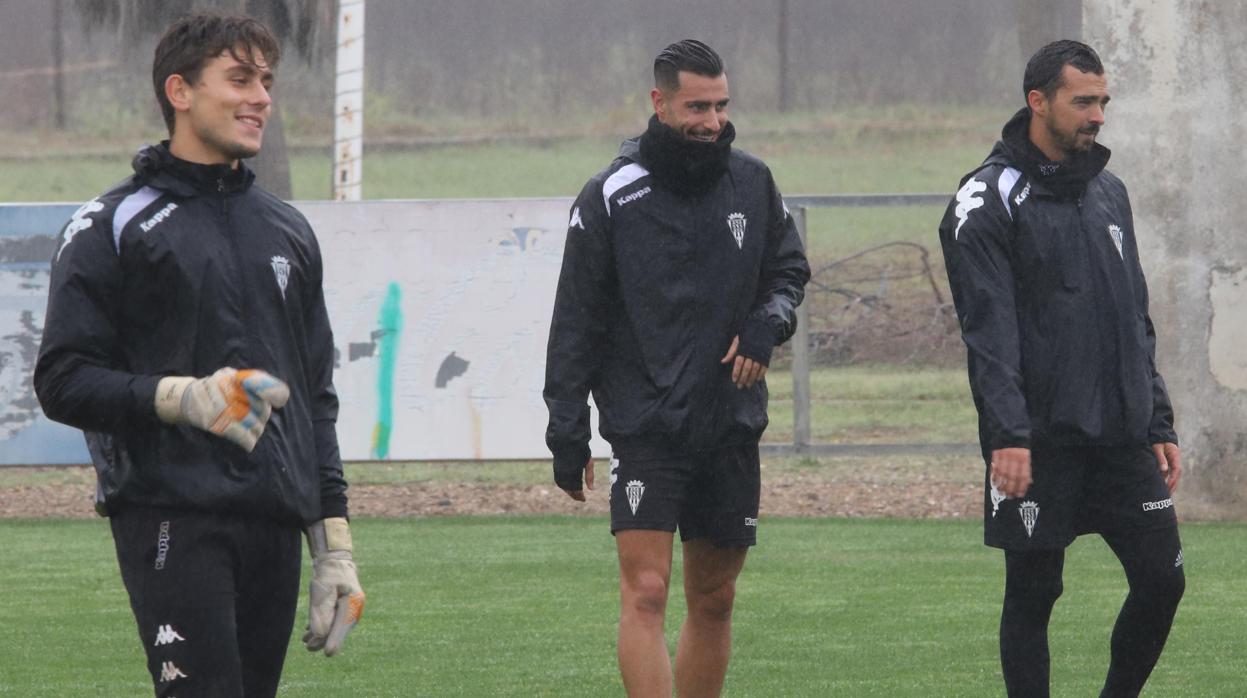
[0, 468, 980, 520]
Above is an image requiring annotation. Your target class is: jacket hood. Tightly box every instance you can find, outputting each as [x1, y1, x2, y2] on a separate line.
[617, 135, 642, 162]
[132, 142, 255, 197]
[986, 107, 1110, 199]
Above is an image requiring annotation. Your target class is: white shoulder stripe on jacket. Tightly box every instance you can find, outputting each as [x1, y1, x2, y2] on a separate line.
[111, 186, 163, 254]
[997, 167, 1022, 219]
[602, 163, 650, 216]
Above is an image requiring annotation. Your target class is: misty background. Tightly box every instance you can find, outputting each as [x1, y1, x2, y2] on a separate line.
[1, 0, 1080, 146]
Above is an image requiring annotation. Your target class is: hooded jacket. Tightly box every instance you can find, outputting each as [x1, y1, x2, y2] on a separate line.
[938, 108, 1177, 453]
[544, 121, 810, 490]
[34, 143, 347, 524]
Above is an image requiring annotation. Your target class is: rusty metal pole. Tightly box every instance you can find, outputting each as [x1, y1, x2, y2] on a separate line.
[791, 206, 812, 449]
[52, 0, 66, 129]
[777, 0, 790, 113]
[334, 0, 365, 201]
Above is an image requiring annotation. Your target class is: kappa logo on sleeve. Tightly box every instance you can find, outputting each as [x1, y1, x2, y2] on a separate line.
[569, 206, 585, 231]
[953, 177, 987, 239]
[56, 198, 105, 261]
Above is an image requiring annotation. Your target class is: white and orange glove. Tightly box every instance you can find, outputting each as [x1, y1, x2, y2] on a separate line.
[303, 517, 365, 657]
[154, 368, 290, 451]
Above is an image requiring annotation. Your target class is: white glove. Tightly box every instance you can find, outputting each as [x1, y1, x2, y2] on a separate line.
[154, 368, 290, 452]
[303, 517, 365, 657]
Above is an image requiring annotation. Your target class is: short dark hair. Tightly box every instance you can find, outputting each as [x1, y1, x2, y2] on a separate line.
[152, 14, 281, 134]
[653, 39, 723, 93]
[1023, 39, 1103, 104]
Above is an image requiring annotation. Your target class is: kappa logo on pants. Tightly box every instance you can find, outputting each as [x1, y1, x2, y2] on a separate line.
[154, 624, 185, 646]
[154, 520, 171, 570]
[159, 661, 188, 682]
[989, 478, 1006, 518]
[609, 457, 619, 487]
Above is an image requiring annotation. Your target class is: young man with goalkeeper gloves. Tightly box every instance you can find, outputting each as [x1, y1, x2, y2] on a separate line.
[34, 14, 363, 697]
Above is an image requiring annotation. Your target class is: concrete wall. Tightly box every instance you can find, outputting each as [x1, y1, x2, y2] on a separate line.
[1085, 2, 1247, 519]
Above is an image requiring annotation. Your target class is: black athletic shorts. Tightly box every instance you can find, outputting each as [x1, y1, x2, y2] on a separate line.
[608, 442, 761, 548]
[110, 507, 302, 698]
[983, 444, 1179, 550]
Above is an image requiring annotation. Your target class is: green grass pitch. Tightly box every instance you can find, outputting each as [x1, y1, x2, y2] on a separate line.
[0, 516, 1242, 696]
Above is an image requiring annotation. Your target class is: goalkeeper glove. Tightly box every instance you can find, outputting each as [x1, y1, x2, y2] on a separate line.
[303, 517, 365, 657]
[154, 368, 290, 452]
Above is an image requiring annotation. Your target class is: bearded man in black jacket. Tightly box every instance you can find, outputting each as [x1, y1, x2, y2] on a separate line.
[939, 40, 1184, 697]
[35, 15, 362, 697]
[544, 39, 809, 697]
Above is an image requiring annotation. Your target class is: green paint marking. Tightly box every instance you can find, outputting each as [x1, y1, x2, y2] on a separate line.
[372, 282, 402, 459]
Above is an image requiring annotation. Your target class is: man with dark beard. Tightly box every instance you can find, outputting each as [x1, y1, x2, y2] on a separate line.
[938, 40, 1184, 697]
[544, 39, 809, 697]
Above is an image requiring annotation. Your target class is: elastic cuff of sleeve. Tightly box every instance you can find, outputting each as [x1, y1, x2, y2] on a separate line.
[1149, 433, 1179, 447]
[553, 446, 590, 491]
[153, 376, 193, 423]
[737, 317, 777, 367]
[319, 498, 350, 521]
[989, 437, 1031, 451]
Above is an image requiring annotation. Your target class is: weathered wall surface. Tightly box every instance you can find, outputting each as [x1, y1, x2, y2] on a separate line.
[1086, 2, 1247, 519]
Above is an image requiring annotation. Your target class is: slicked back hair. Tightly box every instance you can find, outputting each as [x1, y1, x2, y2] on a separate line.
[1023, 40, 1103, 105]
[152, 14, 281, 134]
[653, 39, 723, 93]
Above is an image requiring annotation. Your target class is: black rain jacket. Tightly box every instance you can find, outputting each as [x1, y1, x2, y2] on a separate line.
[544, 135, 810, 490]
[938, 109, 1178, 454]
[34, 144, 347, 524]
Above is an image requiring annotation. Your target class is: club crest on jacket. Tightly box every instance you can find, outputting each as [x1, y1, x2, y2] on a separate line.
[727, 212, 746, 249]
[271, 255, 290, 300]
[1107, 224, 1124, 259]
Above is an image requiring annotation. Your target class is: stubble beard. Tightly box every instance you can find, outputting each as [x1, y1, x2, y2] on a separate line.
[1045, 113, 1095, 158]
[195, 121, 262, 162]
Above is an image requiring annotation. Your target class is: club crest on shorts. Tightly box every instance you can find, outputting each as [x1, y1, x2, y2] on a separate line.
[1018, 501, 1040, 538]
[625, 480, 645, 515]
[989, 478, 1006, 518]
[271, 255, 290, 300]
[727, 212, 746, 249]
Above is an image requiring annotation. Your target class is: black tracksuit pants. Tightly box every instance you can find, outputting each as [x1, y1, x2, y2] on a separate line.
[111, 507, 302, 697]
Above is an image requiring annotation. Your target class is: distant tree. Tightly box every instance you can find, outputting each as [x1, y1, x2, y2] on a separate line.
[74, 0, 335, 199]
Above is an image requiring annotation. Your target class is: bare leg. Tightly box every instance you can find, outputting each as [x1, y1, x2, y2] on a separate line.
[617, 530, 675, 698]
[674, 539, 748, 698]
